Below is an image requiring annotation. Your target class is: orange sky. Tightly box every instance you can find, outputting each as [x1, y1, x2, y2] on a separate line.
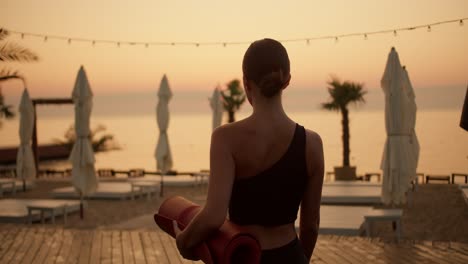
[1, 0, 467, 98]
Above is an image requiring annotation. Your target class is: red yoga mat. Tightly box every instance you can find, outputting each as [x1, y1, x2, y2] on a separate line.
[154, 196, 261, 264]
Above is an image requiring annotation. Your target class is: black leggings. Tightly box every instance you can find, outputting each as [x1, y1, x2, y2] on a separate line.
[260, 238, 308, 264]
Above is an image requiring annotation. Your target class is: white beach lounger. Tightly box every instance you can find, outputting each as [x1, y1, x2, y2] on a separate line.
[130, 175, 201, 187]
[0, 179, 35, 197]
[321, 184, 382, 205]
[295, 206, 373, 236]
[51, 182, 159, 200]
[0, 199, 80, 224]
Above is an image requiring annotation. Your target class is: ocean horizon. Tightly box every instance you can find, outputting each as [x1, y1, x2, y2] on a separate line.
[1, 89, 467, 176]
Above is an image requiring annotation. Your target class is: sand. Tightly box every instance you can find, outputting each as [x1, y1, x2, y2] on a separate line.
[2, 179, 468, 243]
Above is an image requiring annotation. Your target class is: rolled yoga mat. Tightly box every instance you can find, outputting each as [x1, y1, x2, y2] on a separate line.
[154, 196, 261, 264]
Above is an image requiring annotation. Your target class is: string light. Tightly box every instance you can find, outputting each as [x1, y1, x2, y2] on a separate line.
[4, 17, 466, 48]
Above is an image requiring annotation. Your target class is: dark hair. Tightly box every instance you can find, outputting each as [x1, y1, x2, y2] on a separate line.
[242, 38, 290, 98]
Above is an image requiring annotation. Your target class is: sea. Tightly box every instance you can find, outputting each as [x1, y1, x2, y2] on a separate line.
[0, 87, 467, 175]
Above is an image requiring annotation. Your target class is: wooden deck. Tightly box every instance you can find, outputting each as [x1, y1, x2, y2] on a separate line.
[0, 226, 467, 264]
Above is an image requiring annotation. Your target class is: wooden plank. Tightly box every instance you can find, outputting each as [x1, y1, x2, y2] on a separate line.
[414, 243, 462, 264]
[158, 231, 182, 264]
[78, 230, 93, 264]
[129, 231, 146, 264]
[111, 231, 123, 264]
[66, 230, 84, 264]
[9, 227, 38, 264]
[101, 231, 112, 264]
[31, 227, 58, 264]
[55, 229, 74, 263]
[121, 231, 135, 264]
[140, 232, 157, 264]
[89, 230, 102, 264]
[43, 228, 65, 264]
[0, 226, 20, 260]
[24, 227, 48, 263]
[1, 228, 28, 263]
[148, 231, 170, 264]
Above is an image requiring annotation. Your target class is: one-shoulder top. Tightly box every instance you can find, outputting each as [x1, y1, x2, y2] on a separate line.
[229, 124, 308, 226]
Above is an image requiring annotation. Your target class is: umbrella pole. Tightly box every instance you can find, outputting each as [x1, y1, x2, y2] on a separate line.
[23, 179, 26, 192]
[160, 174, 164, 197]
[80, 193, 84, 219]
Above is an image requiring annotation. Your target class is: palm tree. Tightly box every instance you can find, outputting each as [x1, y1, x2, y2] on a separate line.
[53, 124, 120, 152]
[221, 79, 246, 123]
[322, 77, 366, 167]
[0, 28, 39, 123]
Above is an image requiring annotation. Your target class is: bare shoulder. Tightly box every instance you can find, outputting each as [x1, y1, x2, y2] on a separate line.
[211, 119, 249, 145]
[304, 129, 323, 150]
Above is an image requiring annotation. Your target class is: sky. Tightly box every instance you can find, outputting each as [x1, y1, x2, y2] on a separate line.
[1, 0, 467, 98]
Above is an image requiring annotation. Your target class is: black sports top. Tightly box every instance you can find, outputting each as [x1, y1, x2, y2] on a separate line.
[229, 124, 308, 226]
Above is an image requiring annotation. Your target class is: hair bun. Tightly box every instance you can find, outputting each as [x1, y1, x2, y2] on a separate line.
[258, 70, 284, 98]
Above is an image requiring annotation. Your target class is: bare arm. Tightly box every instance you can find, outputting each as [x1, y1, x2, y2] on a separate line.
[175, 128, 235, 259]
[299, 131, 324, 261]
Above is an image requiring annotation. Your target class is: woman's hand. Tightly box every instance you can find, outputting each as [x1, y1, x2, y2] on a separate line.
[173, 221, 199, 260]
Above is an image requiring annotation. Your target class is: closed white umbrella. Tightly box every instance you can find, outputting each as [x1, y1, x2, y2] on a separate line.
[16, 88, 36, 191]
[155, 74, 173, 196]
[69, 66, 97, 218]
[209, 86, 223, 131]
[401, 66, 420, 179]
[380, 47, 415, 205]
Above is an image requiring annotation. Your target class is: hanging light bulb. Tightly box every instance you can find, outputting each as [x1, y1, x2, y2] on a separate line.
[306, 39, 310, 45]
[334, 37, 339, 43]
[223, 43, 226, 47]
[171, 42, 175, 46]
[44, 36, 48, 42]
[460, 19, 464, 26]
[68, 38, 71, 44]
[92, 40, 96, 47]
[427, 26, 431, 32]
[364, 34, 368, 40]
[145, 43, 148, 48]
[117, 42, 120, 47]
[196, 43, 200, 47]
[21, 33, 24, 39]
[393, 30, 398, 37]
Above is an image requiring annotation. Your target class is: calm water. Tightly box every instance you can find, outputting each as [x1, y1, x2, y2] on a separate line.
[1, 110, 466, 175]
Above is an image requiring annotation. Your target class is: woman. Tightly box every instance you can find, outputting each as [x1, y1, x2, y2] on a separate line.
[174, 38, 324, 263]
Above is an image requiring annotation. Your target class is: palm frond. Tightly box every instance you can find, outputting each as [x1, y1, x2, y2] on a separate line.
[0, 42, 39, 62]
[0, 68, 22, 82]
[322, 76, 366, 111]
[0, 28, 9, 41]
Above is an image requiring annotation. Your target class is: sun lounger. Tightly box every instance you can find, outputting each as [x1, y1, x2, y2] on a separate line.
[130, 175, 200, 187]
[426, 175, 451, 184]
[364, 208, 403, 241]
[321, 184, 382, 205]
[51, 182, 158, 200]
[0, 179, 34, 196]
[0, 199, 80, 224]
[452, 173, 468, 184]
